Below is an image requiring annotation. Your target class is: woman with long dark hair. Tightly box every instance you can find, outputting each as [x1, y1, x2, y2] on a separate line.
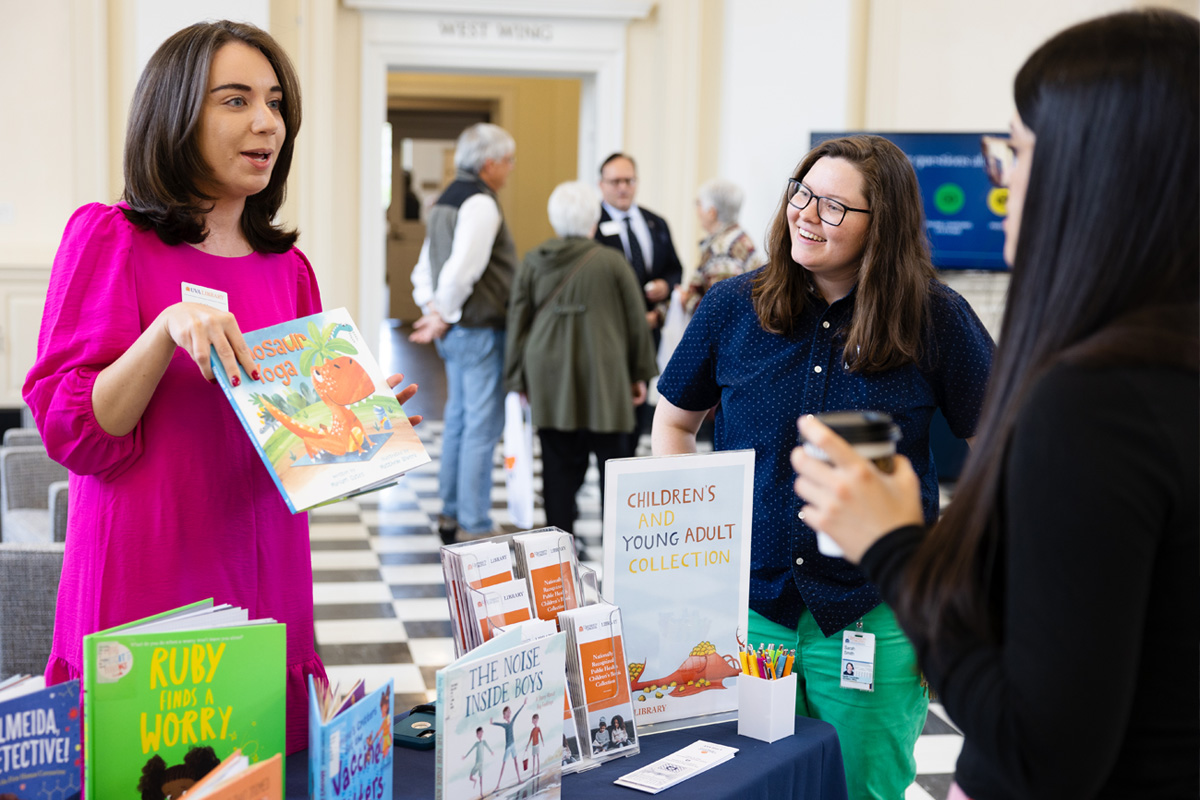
[24, 21, 418, 753]
[793, 9, 1198, 798]
[653, 135, 994, 797]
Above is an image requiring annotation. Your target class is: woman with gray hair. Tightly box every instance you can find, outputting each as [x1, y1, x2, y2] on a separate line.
[505, 182, 657, 552]
[684, 178, 765, 314]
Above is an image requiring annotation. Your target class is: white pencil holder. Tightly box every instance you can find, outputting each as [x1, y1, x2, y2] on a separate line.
[737, 673, 796, 743]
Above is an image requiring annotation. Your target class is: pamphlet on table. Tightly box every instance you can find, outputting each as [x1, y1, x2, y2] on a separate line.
[613, 739, 738, 794]
[559, 602, 640, 765]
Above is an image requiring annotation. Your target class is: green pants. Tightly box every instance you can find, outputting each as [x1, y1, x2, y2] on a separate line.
[748, 605, 927, 800]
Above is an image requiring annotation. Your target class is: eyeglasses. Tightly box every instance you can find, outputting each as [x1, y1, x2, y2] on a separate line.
[981, 135, 1015, 188]
[602, 176, 637, 187]
[786, 179, 870, 226]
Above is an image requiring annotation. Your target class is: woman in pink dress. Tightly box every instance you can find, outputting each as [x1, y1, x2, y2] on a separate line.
[23, 20, 419, 754]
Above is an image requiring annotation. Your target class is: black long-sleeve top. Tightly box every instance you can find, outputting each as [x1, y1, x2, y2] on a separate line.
[863, 363, 1199, 799]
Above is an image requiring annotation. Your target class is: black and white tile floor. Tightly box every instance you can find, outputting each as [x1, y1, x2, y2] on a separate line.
[308, 418, 964, 799]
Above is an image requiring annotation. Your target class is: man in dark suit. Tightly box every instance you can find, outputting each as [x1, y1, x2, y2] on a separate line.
[594, 153, 683, 340]
[594, 153, 683, 454]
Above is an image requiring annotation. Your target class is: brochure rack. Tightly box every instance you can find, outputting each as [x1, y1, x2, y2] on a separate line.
[559, 601, 641, 773]
[440, 528, 640, 775]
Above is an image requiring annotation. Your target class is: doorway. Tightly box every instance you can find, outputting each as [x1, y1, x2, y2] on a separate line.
[384, 73, 582, 323]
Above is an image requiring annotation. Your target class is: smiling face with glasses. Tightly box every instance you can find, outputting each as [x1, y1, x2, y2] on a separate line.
[785, 156, 873, 299]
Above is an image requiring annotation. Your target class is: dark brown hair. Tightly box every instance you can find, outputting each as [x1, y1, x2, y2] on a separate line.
[900, 9, 1199, 651]
[753, 136, 937, 373]
[121, 20, 302, 253]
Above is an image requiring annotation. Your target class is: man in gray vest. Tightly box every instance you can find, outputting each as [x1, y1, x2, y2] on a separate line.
[410, 123, 517, 543]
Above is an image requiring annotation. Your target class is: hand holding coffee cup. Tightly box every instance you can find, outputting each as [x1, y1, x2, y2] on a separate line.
[793, 412, 924, 563]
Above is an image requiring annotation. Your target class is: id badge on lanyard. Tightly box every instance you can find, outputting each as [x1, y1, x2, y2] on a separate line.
[841, 622, 875, 692]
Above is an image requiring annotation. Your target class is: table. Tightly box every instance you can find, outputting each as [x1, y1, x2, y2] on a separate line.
[286, 715, 847, 799]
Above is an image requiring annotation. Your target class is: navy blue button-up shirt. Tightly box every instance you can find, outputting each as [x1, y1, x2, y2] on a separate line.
[658, 271, 994, 636]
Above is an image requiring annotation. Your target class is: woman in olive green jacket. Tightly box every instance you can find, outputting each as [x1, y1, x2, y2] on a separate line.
[505, 181, 658, 543]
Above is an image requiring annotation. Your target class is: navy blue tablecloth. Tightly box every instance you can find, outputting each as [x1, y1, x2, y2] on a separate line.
[287, 715, 847, 799]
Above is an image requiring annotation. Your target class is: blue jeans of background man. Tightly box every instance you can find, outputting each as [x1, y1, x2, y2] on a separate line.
[435, 325, 506, 534]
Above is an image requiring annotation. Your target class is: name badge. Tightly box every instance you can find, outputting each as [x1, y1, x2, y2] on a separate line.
[181, 282, 229, 312]
[598, 220, 623, 237]
[840, 630, 875, 692]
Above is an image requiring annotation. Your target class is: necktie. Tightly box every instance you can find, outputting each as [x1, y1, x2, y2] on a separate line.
[623, 216, 647, 279]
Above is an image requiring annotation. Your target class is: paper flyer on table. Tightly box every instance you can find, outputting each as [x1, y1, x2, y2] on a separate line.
[602, 450, 754, 729]
[614, 739, 738, 793]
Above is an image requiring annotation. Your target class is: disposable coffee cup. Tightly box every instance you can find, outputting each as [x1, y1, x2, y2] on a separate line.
[799, 410, 901, 557]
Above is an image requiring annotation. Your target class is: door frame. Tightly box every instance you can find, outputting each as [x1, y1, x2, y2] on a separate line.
[348, 0, 652, 345]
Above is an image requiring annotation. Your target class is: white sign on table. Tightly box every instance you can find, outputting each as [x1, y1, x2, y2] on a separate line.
[602, 450, 754, 732]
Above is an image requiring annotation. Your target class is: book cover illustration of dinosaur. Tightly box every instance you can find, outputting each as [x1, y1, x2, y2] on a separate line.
[212, 307, 431, 512]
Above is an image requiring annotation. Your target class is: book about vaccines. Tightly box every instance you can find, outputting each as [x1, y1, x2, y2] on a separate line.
[435, 627, 567, 800]
[0, 675, 81, 798]
[602, 450, 754, 731]
[211, 307, 430, 513]
[307, 676, 394, 800]
[81, 599, 286, 800]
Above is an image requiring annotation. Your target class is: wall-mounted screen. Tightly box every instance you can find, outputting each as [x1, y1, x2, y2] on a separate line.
[811, 131, 1009, 271]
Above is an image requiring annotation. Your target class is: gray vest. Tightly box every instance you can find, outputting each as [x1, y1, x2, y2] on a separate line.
[428, 170, 516, 329]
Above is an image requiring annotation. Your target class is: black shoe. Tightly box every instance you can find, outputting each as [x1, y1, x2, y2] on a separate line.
[437, 515, 458, 545]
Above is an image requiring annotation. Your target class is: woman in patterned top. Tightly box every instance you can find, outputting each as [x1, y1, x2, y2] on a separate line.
[683, 178, 766, 315]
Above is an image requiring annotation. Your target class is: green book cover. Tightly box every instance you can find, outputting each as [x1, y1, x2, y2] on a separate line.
[82, 600, 286, 798]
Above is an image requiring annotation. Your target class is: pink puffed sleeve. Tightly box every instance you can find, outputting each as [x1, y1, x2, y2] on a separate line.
[292, 247, 323, 317]
[22, 204, 144, 478]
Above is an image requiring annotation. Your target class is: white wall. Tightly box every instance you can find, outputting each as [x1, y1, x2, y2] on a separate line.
[716, 1, 858, 250]
[0, 0, 106, 265]
[133, 0, 269, 77]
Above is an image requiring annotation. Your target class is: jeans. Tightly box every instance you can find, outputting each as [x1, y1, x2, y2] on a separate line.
[435, 326, 506, 534]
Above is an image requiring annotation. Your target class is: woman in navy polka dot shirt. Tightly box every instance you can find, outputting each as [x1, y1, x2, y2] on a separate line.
[653, 135, 994, 799]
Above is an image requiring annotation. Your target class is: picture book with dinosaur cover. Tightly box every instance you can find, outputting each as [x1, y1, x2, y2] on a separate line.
[601, 450, 754, 731]
[435, 628, 567, 800]
[212, 307, 430, 513]
[0, 676, 81, 798]
[82, 599, 286, 800]
[307, 676, 393, 800]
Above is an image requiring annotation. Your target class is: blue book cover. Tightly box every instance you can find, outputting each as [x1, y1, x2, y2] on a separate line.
[307, 677, 393, 800]
[212, 307, 430, 513]
[0, 678, 82, 799]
